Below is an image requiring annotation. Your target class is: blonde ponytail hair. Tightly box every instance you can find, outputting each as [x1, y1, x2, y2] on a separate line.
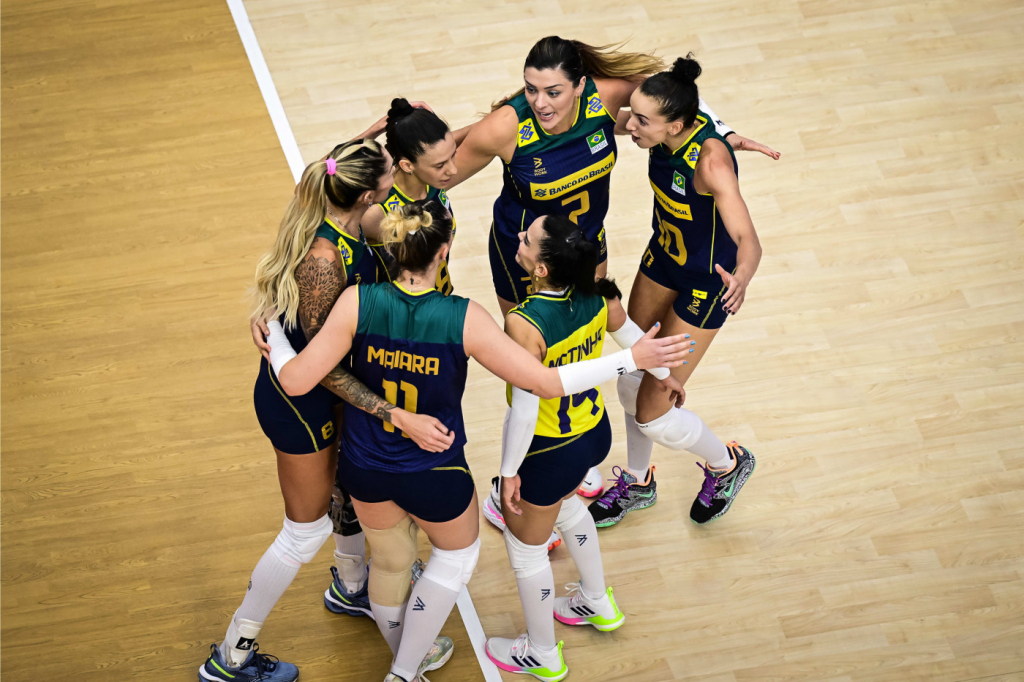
[493, 36, 665, 110]
[379, 200, 453, 275]
[251, 139, 388, 328]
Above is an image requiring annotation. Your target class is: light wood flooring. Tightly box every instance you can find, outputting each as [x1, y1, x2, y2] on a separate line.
[2, 0, 1023, 680]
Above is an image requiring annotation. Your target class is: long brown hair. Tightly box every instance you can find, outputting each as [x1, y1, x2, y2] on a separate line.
[492, 36, 664, 110]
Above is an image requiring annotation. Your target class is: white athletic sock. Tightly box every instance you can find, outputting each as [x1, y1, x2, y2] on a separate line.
[334, 531, 367, 592]
[560, 510, 606, 597]
[221, 546, 300, 667]
[390, 575, 460, 681]
[370, 600, 408, 656]
[624, 407, 654, 480]
[508, 537, 557, 651]
[692, 422, 731, 469]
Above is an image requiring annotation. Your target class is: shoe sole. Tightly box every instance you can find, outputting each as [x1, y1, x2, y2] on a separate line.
[593, 494, 657, 528]
[691, 453, 756, 525]
[485, 645, 568, 681]
[553, 611, 626, 632]
[323, 590, 373, 618]
[576, 485, 604, 498]
[482, 496, 506, 531]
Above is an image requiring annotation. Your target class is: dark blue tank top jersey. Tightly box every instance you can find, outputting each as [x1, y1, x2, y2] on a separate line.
[639, 110, 740, 330]
[489, 78, 618, 304]
[341, 283, 470, 473]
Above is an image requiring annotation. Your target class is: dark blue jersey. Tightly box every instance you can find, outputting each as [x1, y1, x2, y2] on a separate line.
[493, 78, 617, 246]
[341, 283, 470, 473]
[647, 110, 739, 275]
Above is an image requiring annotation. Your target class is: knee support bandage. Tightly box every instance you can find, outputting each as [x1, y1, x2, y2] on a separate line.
[363, 516, 418, 607]
[329, 485, 362, 537]
[421, 538, 481, 593]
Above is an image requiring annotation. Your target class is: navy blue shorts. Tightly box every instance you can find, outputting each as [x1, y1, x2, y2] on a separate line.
[254, 357, 339, 455]
[639, 238, 730, 330]
[488, 220, 607, 305]
[518, 411, 612, 507]
[336, 445, 476, 524]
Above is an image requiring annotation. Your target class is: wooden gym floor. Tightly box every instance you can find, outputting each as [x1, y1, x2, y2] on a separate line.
[2, 0, 1023, 680]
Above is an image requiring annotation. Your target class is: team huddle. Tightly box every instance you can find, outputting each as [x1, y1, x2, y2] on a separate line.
[200, 36, 778, 682]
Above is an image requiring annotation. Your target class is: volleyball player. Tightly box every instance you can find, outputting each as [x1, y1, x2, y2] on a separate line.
[483, 215, 685, 680]
[591, 55, 770, 529]
[264, 199, 692, 682]
[201, 141, 451, 682]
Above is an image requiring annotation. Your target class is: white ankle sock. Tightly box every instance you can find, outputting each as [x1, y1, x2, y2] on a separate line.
[697, 429, 731, 469]
[370, 601, 407, 656]
[334, 531, 367, 592]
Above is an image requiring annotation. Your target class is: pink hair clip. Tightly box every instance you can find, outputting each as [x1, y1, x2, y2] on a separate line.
[325, 158, 337, 175]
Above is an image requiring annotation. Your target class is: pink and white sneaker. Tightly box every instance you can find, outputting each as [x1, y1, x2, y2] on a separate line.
[576, 466, 604, 498]
[484, 477, 562, 552]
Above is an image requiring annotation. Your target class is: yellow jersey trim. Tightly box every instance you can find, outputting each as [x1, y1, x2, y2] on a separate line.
[670, 114, 709, 155]
[393, 282, 435, 296]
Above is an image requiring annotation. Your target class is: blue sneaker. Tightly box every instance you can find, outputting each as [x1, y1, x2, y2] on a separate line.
[198, 642, 298, 682]
[324, 566, 372, 617]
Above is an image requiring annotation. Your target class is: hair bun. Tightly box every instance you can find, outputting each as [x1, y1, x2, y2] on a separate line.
[388, 97, 415, 122]
[669, 55, 701, 85]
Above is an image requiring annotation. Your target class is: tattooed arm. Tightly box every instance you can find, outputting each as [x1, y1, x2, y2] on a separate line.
[295, 240, 456, 452]
[296, 239, 397, 423]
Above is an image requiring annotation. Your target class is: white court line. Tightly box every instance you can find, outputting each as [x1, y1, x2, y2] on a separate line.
[224, 1, 501, 679]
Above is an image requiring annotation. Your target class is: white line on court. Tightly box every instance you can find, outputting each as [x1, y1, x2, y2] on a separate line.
[224, 1, 501, 679]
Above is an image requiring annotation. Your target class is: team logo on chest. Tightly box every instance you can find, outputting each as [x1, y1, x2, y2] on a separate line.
[385, 194, 404, 212]
[585, 93, 608, 118]
[533, 157, 546, 176]
[338, 239, 353, 265]
[671, 170, 687, 196]
[587, 130, 608, 154]
[518, 119, 538, 147]
[684, 143, 701, 169]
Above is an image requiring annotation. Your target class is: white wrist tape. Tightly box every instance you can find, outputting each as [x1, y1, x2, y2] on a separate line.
[500, 388, 540, 478]
[698, 97, 733, 137]
[557, 349, 636, 396]
[267, 320, 298, 376]
[607, 316, 669, 380]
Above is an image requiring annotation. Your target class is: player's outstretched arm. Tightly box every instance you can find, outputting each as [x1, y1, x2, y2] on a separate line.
[447, 106, 518, 189]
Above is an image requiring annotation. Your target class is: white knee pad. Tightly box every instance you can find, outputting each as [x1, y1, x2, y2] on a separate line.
[616, 370, 644, 417]
[503, 529, 549, 580]
[637, 406, 704, 451]
[421, 538, 481, 593]
[555, 495, 587, 534]
[270, 514, 333, 568]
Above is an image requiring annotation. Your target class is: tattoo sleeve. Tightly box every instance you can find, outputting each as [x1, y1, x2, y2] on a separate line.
[296, 249, 397, 423]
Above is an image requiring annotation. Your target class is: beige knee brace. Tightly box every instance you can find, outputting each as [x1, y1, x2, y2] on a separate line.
[362, 516, 418, 607]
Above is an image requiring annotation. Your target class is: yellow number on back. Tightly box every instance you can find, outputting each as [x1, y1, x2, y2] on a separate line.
[382, 379, 420, 438]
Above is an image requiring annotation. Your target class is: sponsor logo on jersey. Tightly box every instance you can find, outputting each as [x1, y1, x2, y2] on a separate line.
[692, 289, 707, 299]
[385, 194, 404, 212]
[530, 152, 615, 200]
[685, 142, 701, 169]
[650, 179, 693, 221]
[672, 170, 687, 196]
[585, 93, 608, 118]
[533, 157, 546, 176]
[517, 119, 538, 147]
[338, 239, 353, 265]
[687, 290, 707, 316]
[587, 129, 609, 154]
[367, 346, 440, 375]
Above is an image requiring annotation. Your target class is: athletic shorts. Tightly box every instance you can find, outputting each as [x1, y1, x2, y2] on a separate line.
[253, 357, 339, 455]
[488, 220, 608, 306]
[337, 446, 476, 524]
[639, 238, 731, 330]
[518, 411, 612, 507]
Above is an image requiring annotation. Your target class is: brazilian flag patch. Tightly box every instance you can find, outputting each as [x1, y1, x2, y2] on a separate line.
[671, 170, 686, 196]
[587, 130, 608, 154]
